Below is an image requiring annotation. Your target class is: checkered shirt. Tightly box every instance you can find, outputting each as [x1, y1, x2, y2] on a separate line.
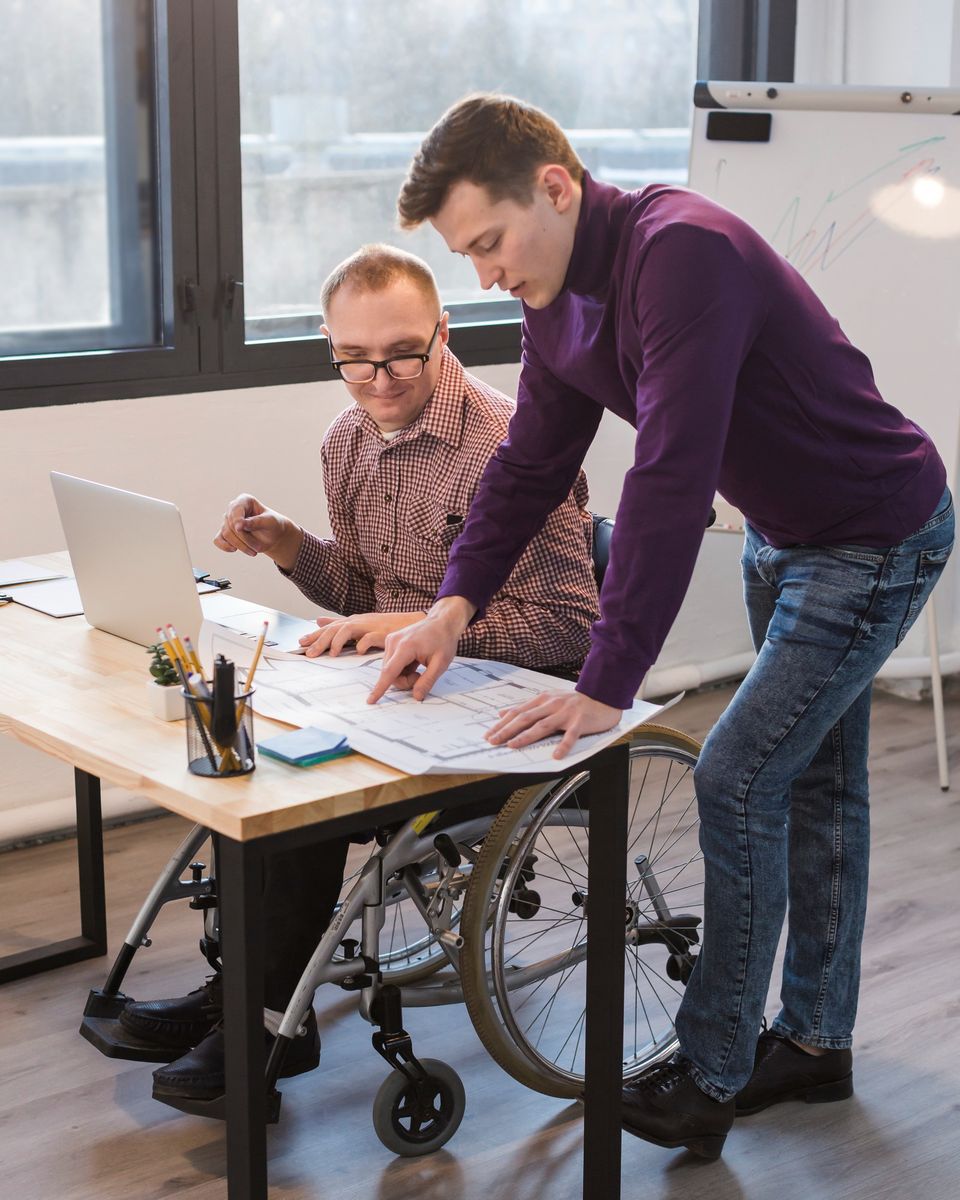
[285, 346, 599, 671]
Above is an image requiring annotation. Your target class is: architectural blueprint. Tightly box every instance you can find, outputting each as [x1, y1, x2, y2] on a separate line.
[201, 620, 672, 776]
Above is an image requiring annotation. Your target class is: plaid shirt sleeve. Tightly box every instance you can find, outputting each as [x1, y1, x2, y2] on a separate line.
[282, 529, 377, 615]
[280, 432, 377, 614]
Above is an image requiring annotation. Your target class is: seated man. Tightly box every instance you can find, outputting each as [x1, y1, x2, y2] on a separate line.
[121, 243, 600, 1111]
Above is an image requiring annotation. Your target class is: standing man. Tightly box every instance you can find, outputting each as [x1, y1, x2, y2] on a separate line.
[122, 243, 599, 1114]
[371, 94, 954, 1158]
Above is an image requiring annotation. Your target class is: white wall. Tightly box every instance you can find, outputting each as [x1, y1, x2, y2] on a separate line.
[795, 0, 960, 85]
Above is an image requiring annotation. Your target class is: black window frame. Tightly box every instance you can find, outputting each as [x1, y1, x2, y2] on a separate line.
[0, 0, 795, 412]
[0, 0, 201, 400]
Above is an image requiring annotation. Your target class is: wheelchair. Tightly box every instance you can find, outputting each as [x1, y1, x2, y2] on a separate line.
[80, 723, 701, 1154]
[80, 513, 710, 1155]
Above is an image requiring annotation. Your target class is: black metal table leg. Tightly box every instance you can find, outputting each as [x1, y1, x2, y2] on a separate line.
[0, 767, 108, 984]
[583, 741, 630, 1199]
[218, 833, 268, 1200]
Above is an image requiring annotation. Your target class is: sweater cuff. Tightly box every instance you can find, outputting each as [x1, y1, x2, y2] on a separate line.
[436, 562, 498, 624]
[574, 649, 649, 711]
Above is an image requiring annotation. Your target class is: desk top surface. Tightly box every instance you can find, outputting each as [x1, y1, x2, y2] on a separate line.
[0, 554, 493, 841]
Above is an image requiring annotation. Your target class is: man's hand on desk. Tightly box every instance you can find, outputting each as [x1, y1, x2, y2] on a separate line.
[213, 493, 304, 572]
[486, 691, 623, 760]
[299, 611, 427, 658]
[367, 596, 475, 702]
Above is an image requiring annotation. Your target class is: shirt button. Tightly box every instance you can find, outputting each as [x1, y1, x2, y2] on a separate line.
[381, 543, 389, 553]
[384, 493, 392, 502]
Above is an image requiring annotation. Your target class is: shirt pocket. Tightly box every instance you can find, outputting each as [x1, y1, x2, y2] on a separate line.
[406, 494, 465, 550]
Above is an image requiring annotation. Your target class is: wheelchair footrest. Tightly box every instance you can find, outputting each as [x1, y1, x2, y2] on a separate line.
[79, 1013, 185, 1063]
[151, 1087, 282, 1124]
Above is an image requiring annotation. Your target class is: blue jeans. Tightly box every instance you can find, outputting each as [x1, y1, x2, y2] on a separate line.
[675, 488, 954, 1101]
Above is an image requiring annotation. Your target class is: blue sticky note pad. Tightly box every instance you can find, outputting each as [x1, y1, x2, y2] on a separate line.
[257, 726, 350, 766]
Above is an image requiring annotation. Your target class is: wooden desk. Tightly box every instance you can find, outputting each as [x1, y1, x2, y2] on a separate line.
[0, 555, 630, 1200]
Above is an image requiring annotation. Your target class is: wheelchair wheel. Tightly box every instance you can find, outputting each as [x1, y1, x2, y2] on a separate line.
[459, 725, 702, 1099]
[372, 1057, 466, 1156]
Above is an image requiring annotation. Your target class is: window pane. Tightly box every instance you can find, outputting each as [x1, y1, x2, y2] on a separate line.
[237, 0, 698, 344]
[0, 0, 167, 358]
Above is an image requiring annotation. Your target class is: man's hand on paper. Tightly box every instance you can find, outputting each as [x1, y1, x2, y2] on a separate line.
[300, 611, 427, 658]
[213, 493, 303, 571]
[486, 690, 623, 760]
[367, 596, 476, 702]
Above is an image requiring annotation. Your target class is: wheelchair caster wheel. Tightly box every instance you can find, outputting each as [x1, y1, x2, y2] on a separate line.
[372, 1057, 465, 1156]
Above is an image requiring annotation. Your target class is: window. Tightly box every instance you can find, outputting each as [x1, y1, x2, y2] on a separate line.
[0, 0, 791, 408]
[0, 0, 198, 391]
[232, 0, 698, 350]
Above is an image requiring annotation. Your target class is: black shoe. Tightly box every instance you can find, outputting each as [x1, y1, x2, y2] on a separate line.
[621, 1062, 735, 1160]
[119, 974, 222, 1052]
[151, 1007, 320, 1104]
[735, 1030, 853, 1115]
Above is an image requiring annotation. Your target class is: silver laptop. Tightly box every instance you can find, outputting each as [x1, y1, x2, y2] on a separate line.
[50, 473, 315, 651]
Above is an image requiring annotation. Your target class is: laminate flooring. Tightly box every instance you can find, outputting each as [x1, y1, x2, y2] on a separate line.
[1, 684, 958, 1200]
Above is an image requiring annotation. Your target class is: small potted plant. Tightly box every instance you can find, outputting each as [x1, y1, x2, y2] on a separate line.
[146, 642, 185, 720]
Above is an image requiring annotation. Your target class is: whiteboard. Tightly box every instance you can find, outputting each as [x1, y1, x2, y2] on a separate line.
[688, 82, 960, 666]
[689, 82, 960, 488]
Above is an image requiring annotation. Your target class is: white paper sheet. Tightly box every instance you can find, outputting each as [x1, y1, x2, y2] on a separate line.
[9, 577, 84, 617]
[0, 559, 68, 588]
[199, 621, 674, 776]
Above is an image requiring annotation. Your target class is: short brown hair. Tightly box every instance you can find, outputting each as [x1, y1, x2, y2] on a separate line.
[397, 93, 584, 229]
[320, 243, 440, 320]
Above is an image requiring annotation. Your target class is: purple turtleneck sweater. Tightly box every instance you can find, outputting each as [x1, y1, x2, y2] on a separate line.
[437, 173, 947, 709]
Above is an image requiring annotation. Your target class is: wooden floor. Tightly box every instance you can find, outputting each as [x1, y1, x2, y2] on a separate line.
[1, 684, 958, 1200]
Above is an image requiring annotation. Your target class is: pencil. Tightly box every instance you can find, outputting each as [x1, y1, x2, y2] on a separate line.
[182, 633, 204, 676]
[157, 627, 185, 672]
[166, 625, 190, 671]
[244, 621, 269, 690]
[235, 620, 268, 728]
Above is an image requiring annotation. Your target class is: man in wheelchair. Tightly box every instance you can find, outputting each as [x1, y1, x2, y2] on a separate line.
[119, 244, 600, 1112]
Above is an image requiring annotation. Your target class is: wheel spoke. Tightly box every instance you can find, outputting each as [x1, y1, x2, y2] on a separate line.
[540, 825, 588, 890]
[626, 768, 691, 860]
[472, 742, 701, 1093]
[625, 944, 657, 1050]
[521, 923, 586, 1039]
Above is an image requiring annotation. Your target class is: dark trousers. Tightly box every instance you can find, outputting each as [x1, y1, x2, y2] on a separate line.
[259, 837, 351, 1011]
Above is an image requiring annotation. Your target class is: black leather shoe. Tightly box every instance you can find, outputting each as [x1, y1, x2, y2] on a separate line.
[152, 1007, 320, 1104]
[736, 1030, 853, 1115]
[621, 1062, 735, 1159]
[120, 974, 222, 1052]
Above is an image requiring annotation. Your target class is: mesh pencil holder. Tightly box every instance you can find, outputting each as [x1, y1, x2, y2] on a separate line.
[182, 687, 256, 777]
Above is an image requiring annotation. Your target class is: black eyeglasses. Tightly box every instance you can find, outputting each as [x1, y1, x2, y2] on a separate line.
[329, 321, 441, 384]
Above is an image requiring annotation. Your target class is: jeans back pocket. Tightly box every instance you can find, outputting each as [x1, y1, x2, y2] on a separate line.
[895, 543, 954, 646]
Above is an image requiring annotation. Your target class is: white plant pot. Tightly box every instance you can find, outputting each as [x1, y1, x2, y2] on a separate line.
[147, 681, 186, 721]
